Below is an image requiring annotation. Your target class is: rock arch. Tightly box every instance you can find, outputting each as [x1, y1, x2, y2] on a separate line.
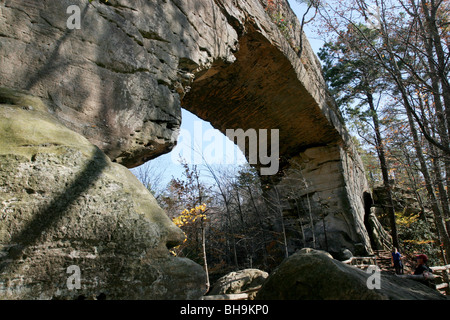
[178, 1, 373, 257]
[0, 0, 382, 298]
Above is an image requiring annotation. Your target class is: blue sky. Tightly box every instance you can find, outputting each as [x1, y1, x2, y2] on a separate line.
[131, 1, 324, 187]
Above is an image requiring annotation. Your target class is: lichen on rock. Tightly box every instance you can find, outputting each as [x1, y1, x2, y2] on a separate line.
[0, 88, 205, 300]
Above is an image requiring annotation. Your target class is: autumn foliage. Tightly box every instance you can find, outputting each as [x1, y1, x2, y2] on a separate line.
[314, 0, 450, 264]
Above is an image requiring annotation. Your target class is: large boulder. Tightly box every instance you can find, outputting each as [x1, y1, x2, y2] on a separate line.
[208, 269, 268, 299]
[0, 88, 206, 300]
[256, 249, 447, 300]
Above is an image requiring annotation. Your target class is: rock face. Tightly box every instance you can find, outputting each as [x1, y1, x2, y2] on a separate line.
[372, 184, 425, 224]
[208, 269, 268, 299]
[256, 249, 447, 300]
[0, 88, 206, 299]
[0, 0, 388, 296]
[366, 210, 393, 251]
[272, 145, 374, 258]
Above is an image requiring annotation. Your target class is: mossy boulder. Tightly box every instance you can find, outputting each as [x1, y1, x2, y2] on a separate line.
[256, 249, 447, 300]
[0, 88, 205, 299]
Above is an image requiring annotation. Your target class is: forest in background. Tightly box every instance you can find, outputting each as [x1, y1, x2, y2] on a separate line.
[135, 160, 295, 289]
[132, 0, 450, 288]
[311, 0, 450, 265]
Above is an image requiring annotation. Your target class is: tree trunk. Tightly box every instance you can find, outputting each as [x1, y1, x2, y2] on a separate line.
[405, 102, 450, 263]
[416, 3, 450, 213]
[247, 185, 269, 269]
[367, 92, 400, 249]
[420, 0, 450, 138]
[274, 187, 289, 258]
[225, 203, 239, 269]
[419, 94, 450, 228]
[194, 170, 210, 291]
[375, 16, 450, 262]
[201, 218, 210, 293]
[294, 198, 306, 248]
[235, 189, 250, 267]
[306, 192, 316, 249]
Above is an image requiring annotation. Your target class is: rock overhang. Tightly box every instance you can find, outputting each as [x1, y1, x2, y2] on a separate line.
[0, 0, 347, 169]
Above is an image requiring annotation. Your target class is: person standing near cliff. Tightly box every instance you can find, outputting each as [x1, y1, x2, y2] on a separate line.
[391, 247, 404, 275]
